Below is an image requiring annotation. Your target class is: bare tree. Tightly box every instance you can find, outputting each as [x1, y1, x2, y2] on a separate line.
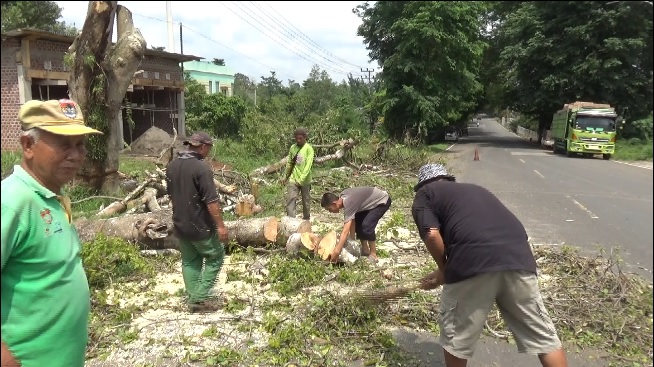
[67, 1, 146, 192]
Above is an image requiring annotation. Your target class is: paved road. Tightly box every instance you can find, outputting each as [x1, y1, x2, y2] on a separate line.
[445, 118, 653, 280]
[387, 117, 653, 366]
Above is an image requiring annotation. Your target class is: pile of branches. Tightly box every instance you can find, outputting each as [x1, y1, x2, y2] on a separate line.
[98, 165, 253, 218]
[486, 246, 653, 365]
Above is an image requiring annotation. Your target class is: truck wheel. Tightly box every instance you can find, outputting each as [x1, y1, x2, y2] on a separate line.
[603, 154, 611, 160]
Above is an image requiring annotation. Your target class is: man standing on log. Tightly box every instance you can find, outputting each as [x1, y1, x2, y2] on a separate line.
[411, 163, 568, 367]
[320, 186, 392, 263]
[281, 128, 314, 220]
[1, 99, 102, 367]
[166, 131, 229, 313]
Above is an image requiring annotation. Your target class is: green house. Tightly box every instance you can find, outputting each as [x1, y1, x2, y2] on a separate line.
[183, 60, 235, 96]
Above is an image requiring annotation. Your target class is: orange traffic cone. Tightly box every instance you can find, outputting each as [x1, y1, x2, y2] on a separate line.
[474, 147, 480, 161]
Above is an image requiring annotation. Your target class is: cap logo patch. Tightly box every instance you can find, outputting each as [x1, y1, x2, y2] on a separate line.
[59, 99, 78, 119]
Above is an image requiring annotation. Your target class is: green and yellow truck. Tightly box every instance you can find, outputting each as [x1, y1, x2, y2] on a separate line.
[551, 101, 619, 160]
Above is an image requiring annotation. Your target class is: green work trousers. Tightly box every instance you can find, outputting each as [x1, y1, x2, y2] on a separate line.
[179, 235, 225, 304]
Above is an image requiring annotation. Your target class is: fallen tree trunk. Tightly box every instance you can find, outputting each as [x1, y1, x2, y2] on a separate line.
[76, 209, 174, 249]
[76, 211, 283, 249]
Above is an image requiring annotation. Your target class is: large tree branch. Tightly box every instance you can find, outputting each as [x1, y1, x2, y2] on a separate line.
[107, 5, 146, 106]
[250, 138, 359, 176]
[67, 1, 117, 109]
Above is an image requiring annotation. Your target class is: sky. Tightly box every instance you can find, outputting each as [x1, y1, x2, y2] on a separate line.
[54, 1, 379, 84]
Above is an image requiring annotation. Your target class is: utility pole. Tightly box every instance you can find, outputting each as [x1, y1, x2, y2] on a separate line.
[360, 67, 375, 92]
[166, 1, 174, 52]
[360, 68, 377, 133]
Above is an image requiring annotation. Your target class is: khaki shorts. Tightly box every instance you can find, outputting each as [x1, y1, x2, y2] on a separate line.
[439, 270, 562, 359]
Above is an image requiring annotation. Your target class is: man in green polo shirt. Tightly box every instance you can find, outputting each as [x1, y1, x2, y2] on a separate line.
[1, 99, 102, 367]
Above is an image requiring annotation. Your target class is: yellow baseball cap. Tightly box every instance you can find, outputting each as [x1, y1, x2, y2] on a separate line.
[19, 99, 103, 136]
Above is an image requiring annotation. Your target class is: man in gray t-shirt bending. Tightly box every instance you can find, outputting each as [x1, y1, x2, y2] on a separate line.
[320, 186, 392, 263]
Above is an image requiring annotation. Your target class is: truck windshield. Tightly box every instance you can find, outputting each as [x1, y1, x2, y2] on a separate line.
[574, 116, 616, 132]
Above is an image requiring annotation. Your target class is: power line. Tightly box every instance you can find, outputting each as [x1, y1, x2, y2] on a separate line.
[131, 12, 295, 80]
[219, 1, 355, 76]
[262, 2, 363, 69]
[245, 1, 362, 72]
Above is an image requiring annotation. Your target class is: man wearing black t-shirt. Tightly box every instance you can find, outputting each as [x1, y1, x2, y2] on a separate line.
[166, 131, 229, 313]
[411, 163, 568, 367]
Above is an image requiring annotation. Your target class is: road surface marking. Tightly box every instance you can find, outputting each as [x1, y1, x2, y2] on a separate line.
[567, 196, 599, 219]
[445, 142, 457, 151]
[510, 152, 552, 156]
[519, 159, 526, 164]
[533, 169, 545, 178]
[613, 160, 653, 170]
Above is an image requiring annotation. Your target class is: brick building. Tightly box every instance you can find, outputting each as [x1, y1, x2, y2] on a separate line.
[1, 28, 202, 151]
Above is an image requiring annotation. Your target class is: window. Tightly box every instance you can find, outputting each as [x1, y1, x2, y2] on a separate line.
[208, 81, 213, 94]
[575, 116, 616, 132]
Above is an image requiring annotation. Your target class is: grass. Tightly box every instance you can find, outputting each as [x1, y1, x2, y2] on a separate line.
[613, 141, 653, 161]
[1, 150, 21, 179]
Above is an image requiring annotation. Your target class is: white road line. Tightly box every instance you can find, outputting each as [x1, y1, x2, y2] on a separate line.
[567, 196, 599, 219]
[613, 160, 653, 170]
[519, 159, 526, 164]
[533, 169, 545, 178]
[445, 142, 457, 151]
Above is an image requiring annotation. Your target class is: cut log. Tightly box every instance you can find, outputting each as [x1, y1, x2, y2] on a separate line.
[75, 210, 280, 250]
[277, 216, 312, 245]
[317, 231, 360, 265]
[301, 232, 321, 251]
[223, 216, 279, 246]
[235, 194, 256, 217]
[286, 232, 322, 257]
[317, 231, 337, 261]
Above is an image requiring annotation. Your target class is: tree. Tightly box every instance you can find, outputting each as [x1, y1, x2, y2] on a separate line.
[259, 71, 284, 100]
[150, 46, 165, 51]
[1, 1, 78, 35]
[301, 65, 338, 116]
[493, 1, 653, 139]
[186, 93, 248, 139]
[233, 73, 256, 102]
[212, 58, 225, 66]
[66, 1, 146, 192]
[355, 1, 487, 142]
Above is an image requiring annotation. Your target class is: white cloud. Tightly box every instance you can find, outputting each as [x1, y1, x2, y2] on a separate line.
[55, 1, 379, 84]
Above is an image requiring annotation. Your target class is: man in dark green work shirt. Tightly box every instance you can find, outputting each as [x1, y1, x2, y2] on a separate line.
[1, 99, 102, 367]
